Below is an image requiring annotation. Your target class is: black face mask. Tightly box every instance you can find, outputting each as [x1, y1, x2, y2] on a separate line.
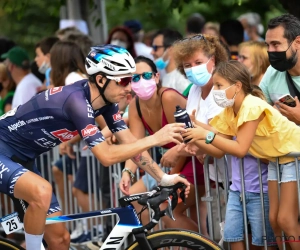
[268, 42, 298, 72]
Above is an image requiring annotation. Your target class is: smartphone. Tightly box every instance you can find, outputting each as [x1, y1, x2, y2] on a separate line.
[278, 94, 296, 107]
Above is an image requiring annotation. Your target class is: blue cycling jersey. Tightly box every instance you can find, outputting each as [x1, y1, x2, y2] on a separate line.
[0, 79, 127, 160]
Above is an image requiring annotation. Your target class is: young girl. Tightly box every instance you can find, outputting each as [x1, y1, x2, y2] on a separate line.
[183, 60, 300, 250]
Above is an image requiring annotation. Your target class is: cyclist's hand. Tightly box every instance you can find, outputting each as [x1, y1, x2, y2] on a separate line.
[119, 172, 131, 195]
[153, 123, 186, 146]
[160, 146, 180, 168]
[160, 174, 190, 197]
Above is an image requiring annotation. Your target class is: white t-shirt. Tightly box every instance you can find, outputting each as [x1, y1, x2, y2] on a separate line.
[12, 73, 42, 109]
[65, 72, 86, 85]
[134, 42, 154, 60]
[162, 69, 190, 94]
[186, 84, 231, 182]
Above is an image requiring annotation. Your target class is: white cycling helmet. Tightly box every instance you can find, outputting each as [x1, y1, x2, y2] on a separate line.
[85, 44, 136, 76]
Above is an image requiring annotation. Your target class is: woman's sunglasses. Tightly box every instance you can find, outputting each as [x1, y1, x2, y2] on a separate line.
[132, 72, 154, 83]
[106, 75, 132, 87]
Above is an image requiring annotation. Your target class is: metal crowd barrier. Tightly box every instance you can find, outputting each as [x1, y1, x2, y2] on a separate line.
[1, 144, 300, 250]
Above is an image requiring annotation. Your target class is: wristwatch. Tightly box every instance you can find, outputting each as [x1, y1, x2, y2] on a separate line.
[122, 168, 135, 182]
[205, 131, 216, 144]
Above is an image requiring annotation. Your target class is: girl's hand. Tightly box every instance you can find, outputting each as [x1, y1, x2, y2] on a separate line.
[182, 124, 208, 143]
[185, 143, 199, 155]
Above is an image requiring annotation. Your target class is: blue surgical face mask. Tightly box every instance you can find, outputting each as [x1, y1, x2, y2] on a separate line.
[184, 58, 212, 87]
[155, 50, 169, 70]
[155, 57, 169, 70]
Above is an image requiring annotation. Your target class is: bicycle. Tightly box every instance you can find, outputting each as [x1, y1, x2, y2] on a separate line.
[0, 182, 223, 250]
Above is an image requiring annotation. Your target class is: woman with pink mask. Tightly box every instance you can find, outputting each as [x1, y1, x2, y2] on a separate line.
[119, 56, 207, 234]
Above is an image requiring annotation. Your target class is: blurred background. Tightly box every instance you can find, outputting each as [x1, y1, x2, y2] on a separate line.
[0, 0, 296, 58]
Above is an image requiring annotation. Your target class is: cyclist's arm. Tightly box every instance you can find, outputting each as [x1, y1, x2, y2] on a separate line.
[123, 99, 149, 175]
[113, 129, 165, 181]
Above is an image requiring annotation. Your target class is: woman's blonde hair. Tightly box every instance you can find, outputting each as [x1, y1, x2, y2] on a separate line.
[172, 34, 229, 77]
[0, 63, 15, 91]
[238, 41, 269, 83]
[213, 60, 266, 100]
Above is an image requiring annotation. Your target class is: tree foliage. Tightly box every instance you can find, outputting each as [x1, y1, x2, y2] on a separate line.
[0, 0, 286, 58]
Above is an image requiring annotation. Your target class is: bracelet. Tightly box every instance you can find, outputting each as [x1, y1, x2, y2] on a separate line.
[122, 168, 135, 182]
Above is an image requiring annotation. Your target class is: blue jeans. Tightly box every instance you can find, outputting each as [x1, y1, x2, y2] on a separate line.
[224, 190, 276, 246]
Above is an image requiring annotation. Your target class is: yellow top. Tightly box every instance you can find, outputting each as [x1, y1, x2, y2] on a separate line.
[210, 94, 300, 163]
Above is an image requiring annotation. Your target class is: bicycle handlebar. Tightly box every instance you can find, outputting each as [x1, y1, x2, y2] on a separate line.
[132, 181, 186, 234]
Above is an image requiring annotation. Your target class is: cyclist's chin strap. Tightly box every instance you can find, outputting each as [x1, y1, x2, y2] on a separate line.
[96, 78, 112, 105]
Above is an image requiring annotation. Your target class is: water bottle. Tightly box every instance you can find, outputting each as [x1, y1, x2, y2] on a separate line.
[174, 105, 193, 143]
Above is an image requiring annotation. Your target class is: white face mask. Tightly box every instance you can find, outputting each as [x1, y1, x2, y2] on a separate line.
[38, 61, 50, 74]
[212, 85, 237, 108]
[110, 39, 127, 49]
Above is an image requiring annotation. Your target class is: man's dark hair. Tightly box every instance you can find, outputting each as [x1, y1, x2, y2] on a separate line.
[186, 13, 206, 34]
[220, 19, 244, 46]
[35, 37, 59, 55]
[268, 14, 300, 43]
[153, 29, 183, 48]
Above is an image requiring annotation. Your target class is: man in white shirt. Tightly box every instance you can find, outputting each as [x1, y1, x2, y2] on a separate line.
[151, 29, 191, 94]
[2, 47, 42, 108]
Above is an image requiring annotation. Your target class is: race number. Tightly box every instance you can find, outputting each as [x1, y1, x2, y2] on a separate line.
[0, 212, 23, 234]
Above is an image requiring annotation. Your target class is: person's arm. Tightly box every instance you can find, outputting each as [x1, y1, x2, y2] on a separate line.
[183, 114, 263, 158]
[91, 123, 185, 168]
[123, 100, 148, 175]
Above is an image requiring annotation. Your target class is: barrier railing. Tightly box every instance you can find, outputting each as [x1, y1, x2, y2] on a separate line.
[1, 143, 300, 250]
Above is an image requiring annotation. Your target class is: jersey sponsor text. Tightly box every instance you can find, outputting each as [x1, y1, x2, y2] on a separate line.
[8, 120, 26, 132]
[81, 124, 98, 138]
[51, 129, 78, 142]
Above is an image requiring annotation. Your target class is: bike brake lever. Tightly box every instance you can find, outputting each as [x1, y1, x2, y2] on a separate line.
[165, 197, 175, 221]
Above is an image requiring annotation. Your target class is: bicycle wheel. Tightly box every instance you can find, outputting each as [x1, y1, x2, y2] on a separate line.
[0, 237, 24, 250]
[127, 229, 223, 250]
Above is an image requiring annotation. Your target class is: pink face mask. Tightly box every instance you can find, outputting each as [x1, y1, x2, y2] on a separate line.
[131, 78, 157, 100]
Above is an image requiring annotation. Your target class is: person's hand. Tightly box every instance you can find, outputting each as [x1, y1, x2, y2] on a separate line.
[152, 123, 186, 146]
[196, 154, 207, 164]
[160, 146, 180, 168]
[275, 96, 300, 125]
[185, 142, 200, 155]
[66, 142, 76, 159]
[160, 174, 190, 197]
[106, 135, 118, 145]
[119, 172, 131, 195]
[182, 123, 208, 143]
[59, 142, 67, 155]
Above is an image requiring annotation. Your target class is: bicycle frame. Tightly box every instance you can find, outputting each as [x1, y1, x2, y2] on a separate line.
[48, 204, 142, 249]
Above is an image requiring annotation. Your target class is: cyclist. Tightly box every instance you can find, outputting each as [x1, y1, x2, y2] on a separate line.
[0, 44, 190, 250]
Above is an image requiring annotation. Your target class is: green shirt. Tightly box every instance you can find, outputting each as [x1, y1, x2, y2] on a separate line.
[259, 66, 300, 104]
[0, 91, 14, 116]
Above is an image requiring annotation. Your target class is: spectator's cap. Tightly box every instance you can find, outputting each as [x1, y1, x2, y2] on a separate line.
[123, 20, 142, 33]
[1, 46, 30, 69]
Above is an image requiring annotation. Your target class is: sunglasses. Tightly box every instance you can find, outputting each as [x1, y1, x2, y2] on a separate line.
[132, 72, 154, 83]
[152, 45, 166, 52]
[179, 34, 206, 43]
[106, 75, 132, 87]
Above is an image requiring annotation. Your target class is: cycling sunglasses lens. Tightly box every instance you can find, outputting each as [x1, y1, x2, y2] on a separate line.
[119, 76, 132, 87]
[132, 74, 141, 83]
[142, 72, 153, 80]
